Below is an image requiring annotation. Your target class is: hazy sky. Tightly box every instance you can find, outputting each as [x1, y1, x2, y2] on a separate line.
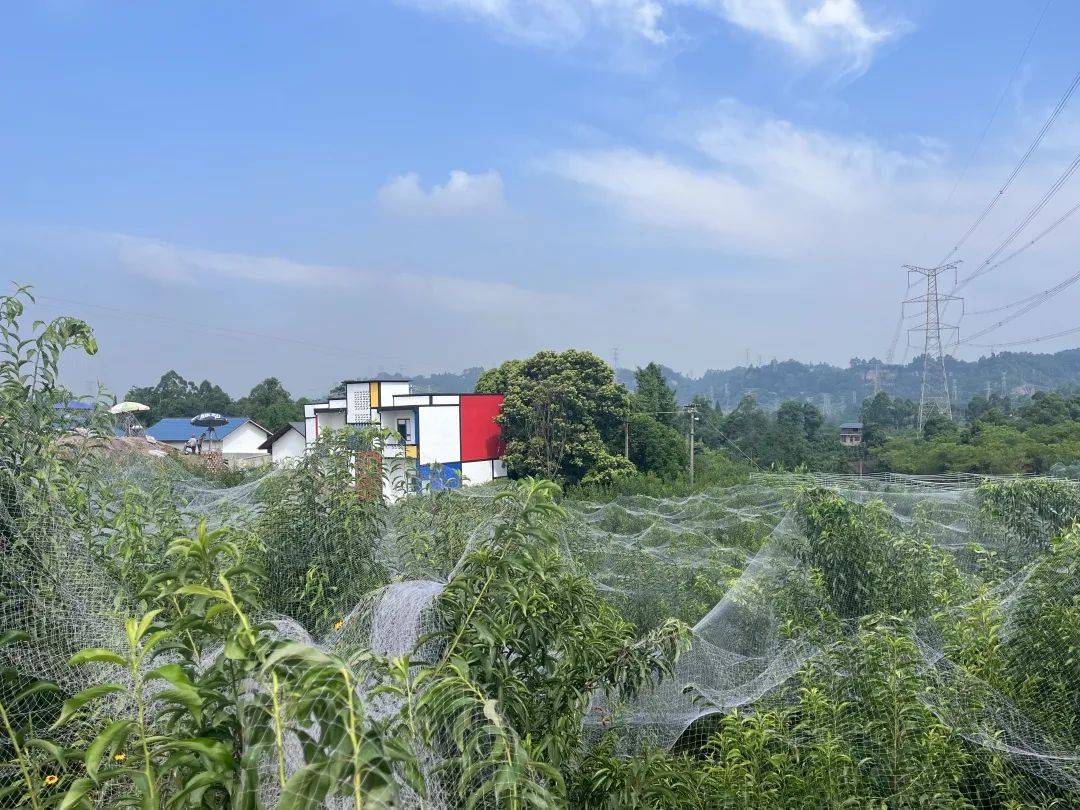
[4, 1, 1080, 399]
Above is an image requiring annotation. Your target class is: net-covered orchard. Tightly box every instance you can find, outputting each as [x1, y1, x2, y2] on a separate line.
[2, 288, 1078, 808]
[3, 440, 1079, 808]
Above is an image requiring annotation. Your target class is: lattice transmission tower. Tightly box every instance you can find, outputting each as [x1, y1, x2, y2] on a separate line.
[903, 263, 962, 430]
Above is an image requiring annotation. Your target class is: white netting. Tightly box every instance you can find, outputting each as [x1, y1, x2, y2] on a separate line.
[2, 427, 1079, 807]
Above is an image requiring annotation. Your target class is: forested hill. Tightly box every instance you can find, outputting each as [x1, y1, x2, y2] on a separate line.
[393, 349, 1080, 419]
[616, 348, 1080, 415]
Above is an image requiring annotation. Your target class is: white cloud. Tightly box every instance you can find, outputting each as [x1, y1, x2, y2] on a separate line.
[404, 0, 903, 72]
[405, 0, 668, 48]
[110, 234, 354, 287]
[548, 100, 947, 262]
[696, 0, 899, 73]
[377, 170, 506, 217]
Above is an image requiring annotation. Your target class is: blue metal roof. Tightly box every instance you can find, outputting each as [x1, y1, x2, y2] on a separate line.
[146, 417, 253, 442]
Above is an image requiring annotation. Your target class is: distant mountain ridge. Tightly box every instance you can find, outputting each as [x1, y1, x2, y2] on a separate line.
[363, 348, 1080, 420]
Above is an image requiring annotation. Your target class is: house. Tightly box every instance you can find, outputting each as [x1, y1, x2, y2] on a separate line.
[304, 379, 507, 498]
[145, 417, 271, 466]
[258, 421, 306, 465]
[839, 422, 863, 447]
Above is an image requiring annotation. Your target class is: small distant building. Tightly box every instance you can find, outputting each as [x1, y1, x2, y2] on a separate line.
[839, 422, 863, 447]
[259, 421, 306, 465]
[145, 417, 271, 466]
[304, 379, 507, 499]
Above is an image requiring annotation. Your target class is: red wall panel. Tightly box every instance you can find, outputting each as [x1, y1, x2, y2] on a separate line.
[459, 395, 505, 462]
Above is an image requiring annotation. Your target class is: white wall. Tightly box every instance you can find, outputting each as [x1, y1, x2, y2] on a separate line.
[222, 422, 270, 456]
[462, 460, 493, 485]
[315, 410, 346, 440]
[418, 406, 460, 465]
[380, 381, 411, 404]
[271, 429, 306, 465]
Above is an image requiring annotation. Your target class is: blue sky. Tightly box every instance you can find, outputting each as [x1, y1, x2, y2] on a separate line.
[4, 1, 1080, 398]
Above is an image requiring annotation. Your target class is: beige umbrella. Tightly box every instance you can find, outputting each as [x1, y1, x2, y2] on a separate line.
[109, 401, 150, 415]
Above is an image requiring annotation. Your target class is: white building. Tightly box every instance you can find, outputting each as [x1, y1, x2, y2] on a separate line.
[145, 417, 271, 465]
[304, 379, 507, 499]
[259, 421, 307, 465]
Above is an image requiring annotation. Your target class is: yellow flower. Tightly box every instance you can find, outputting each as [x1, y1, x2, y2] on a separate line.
[113, 752, 127, 762]
[44, 775, 59, 786]
[333, 619, 344, 631]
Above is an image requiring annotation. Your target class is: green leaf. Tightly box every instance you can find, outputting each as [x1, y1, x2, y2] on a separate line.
[13, 680, 59, 703]
[161, 738, 234, 771]
[85, 719, 134, 781]
[0, 630, 29, 648]
[67, 648, 127, 667]
[53, 684, 125, 728]
[58, 777, 95, 810]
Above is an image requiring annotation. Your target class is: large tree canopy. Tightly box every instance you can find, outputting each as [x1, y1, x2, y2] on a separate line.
[127, 370, 235, 425]
[489, 350, 633, 484]
[634, 362, 678, 427]
[236, 376, 301, 431]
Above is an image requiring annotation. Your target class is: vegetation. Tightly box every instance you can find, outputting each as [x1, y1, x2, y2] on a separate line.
[478, 350, 634, 485]
[3, 288, 1079, 808]
[126, 371, 304, 430]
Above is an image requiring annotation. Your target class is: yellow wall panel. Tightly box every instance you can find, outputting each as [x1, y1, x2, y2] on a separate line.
[370, 381, 381, 408]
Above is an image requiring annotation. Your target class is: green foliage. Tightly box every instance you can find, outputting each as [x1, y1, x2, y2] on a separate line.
[494, 350, 632, 484]
[474, 359, 523, 395]
[256, 426, 391, 632]
[626, 413, 686, 481]
[633, 363, 678, 428]
[791, 486, 969, 618]
[235, 377, 302, 431]
[127, 370, 235, 426]
[428, 479, 691, 779]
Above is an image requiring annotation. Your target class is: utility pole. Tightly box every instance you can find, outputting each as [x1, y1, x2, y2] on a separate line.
[624, 417, 630, 459]
[1001, 371, 1007, 398]
[686, 404, 697, 486]
[904, 263, 961, 431]
[612, 347, 620, 372]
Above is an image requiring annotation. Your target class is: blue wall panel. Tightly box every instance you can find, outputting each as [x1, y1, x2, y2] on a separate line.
[417, 461, 462, 491]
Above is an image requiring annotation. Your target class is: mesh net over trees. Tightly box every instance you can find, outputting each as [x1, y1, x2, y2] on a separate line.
[3, 436, 1079, 808]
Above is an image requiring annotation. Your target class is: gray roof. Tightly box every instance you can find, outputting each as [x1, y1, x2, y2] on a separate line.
[839, 422, 863, 430]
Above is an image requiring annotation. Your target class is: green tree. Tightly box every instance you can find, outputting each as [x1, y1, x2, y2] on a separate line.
[495, 350, 633, 483]
[634, 362, 678, 427]
[474, 359, 524, 394]
[628, 413, 687, 481]
[126, 370, 235, 424]
[922, 411, 958, 441]
[235, 376, 301, 430]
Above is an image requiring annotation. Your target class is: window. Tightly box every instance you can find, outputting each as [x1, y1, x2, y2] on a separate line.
[396, 418, 409, 443]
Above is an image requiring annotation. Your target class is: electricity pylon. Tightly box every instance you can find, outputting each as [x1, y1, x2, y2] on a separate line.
[903, 263, 962, 431]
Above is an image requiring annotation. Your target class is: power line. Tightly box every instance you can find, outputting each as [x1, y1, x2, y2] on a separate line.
[955, 146, 1080, 292]
[963, 200, 1080, 293]
[954, 268, 1080, 344]
[942, 66, 1080, 265]
[937, 0, 1054, 219]
[966, 265, 1080, 316]
[887, 6, 1055, 364]
[965, 322, 1080, 349]
[33, 294, 401, 363]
